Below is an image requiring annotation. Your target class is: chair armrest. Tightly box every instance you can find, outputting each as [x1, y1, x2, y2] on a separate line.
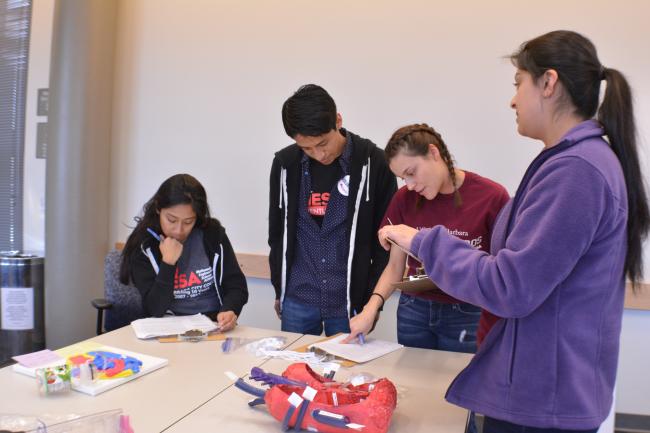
[91, 298, 113, 335]
[91, 298, 113, 310]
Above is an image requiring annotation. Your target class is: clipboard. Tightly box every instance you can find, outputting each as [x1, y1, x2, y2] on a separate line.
[391, 275, 446, 295]
[293, 334, 357, 367]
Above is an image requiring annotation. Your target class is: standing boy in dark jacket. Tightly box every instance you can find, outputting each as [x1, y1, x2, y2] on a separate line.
[268, 84, 397, 336]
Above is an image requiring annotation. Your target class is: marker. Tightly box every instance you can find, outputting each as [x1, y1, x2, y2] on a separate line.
[352, 309, 365, 345]
[146, 228, 161, 242]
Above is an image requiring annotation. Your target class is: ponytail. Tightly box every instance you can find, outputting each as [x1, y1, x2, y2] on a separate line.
[598, 68, 650, 286]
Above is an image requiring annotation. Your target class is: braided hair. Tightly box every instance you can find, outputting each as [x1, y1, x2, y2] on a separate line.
[385, 123, 462, 207]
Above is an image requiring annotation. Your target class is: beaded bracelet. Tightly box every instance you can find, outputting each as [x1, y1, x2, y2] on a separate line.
[371, 292, 385, 311]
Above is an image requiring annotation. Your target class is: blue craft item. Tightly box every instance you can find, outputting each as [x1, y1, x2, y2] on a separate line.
[249, 367, 307, 388]
[90, 353, 107, 370]
[312, 409, 350, 428]
[248, 397, 266, 407]
[233, 378, 266, 398]
[87, 351, 142, 374]
[281, 405, 296, 431]
[293, 399, 310, 430]
[222, 337, 233, 353]
[124, 356, 143, 374]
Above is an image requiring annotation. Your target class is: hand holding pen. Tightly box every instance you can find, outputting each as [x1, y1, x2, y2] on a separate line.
[148, 228, 183, 265]
[342, 308, 373, 344]
[378, 219, 420, 260]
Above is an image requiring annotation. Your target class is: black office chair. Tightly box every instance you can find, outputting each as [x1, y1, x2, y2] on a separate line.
[91, 249, 145, 334]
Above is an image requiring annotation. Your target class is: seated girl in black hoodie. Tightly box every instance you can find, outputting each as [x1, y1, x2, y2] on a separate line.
[119, 173, 248, 331]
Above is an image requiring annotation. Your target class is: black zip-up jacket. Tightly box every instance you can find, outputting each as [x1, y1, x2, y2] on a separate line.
[268, 129, 397, 315]
[130, 219, 248, 317]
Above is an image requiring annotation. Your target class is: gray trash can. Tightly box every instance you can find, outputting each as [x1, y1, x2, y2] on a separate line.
[0, 252, 45, 364]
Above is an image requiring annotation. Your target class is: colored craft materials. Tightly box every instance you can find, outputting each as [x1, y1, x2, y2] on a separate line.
[234, 363, 397, 433]
[36, 364, 72, 395]
[67, 351, 143, 381]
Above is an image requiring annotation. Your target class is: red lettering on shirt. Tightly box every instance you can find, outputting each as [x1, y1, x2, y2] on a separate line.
[174, 269, 204, 289]
[308, 192, 330, 216]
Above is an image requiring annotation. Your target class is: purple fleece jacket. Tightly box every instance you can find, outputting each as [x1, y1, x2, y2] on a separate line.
[411, 120, 627, 429]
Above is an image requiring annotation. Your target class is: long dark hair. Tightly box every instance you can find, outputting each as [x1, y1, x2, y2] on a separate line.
[385, 123, 462, 207]
[511, 30, 649, 285]
[119, 174, 213, 284]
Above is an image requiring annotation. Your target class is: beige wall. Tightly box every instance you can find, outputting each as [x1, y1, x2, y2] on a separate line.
[108, 0, 650, 272]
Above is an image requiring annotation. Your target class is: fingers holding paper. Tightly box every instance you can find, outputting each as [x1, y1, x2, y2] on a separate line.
[378, 224, 419, 253]
[217, 310, 238, 332]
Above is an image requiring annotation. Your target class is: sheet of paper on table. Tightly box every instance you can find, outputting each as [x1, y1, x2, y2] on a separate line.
[308, 334, 403, 364]
[12, 349, 64, 368]
[131, 313, 218, 339]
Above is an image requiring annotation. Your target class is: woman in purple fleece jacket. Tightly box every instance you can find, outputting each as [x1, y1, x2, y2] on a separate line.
[381, 31, 649, 432]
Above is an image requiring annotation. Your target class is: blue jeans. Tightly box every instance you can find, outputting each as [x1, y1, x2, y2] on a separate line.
[281, 297, 350, 336]
[466, 412, 478, 433]
[396, 293, 480, 353]
[483, 417, 598, 433]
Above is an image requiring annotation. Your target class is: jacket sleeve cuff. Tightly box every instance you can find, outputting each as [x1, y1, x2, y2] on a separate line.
[221, 302, 243, 317]
[411, 228, 430, 258]
[156, 262, 176, 284]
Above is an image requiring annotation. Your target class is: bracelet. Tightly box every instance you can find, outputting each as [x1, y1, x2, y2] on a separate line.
[371, 292, 385, 311]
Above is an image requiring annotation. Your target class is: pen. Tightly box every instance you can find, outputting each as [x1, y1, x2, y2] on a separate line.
[352, 309, 365, 345]
[384, 217, 422, 263]
[386, 237, 422, 263]
[146, 228, 161, 242]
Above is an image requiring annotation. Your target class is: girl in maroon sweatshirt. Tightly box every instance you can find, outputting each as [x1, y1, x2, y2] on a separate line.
[347, 124, 509, 352]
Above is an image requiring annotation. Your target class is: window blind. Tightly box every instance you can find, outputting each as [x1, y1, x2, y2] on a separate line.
[0, 0, 32, 251]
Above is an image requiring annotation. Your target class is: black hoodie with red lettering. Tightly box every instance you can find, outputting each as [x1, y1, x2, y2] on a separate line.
[130, 219, 248, 318]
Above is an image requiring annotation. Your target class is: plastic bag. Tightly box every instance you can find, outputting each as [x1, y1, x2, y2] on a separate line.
[346, 372, 377, 387]
[43, 410, 132, 433]
[0, 414, 46, 432]
[245, 336, 287, 357]
[0, 409, 134, 433]
[221, 337, 254, 353]
[221, 336, 286, 355]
